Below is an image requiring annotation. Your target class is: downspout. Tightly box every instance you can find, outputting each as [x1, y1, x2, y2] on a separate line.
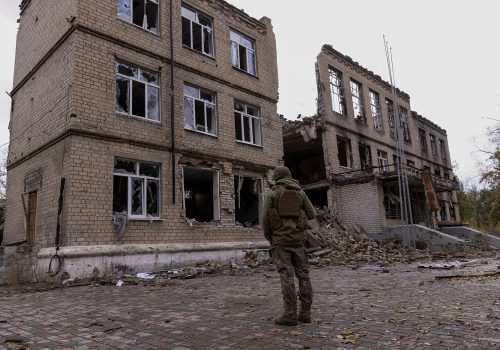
[169, 0, 176, 205]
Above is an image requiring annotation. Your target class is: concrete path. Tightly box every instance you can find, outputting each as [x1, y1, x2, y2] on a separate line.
[0, 257, 499, 349]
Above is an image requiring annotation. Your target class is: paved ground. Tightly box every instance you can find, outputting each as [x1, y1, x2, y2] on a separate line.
[0, 257, 499, 350]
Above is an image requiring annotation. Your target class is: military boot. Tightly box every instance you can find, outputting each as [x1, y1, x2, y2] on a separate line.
[298, 305, 311, 323]
[275, 314, 298, 326]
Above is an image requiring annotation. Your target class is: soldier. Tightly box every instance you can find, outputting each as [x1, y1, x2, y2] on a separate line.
[263, 166, 317, 326]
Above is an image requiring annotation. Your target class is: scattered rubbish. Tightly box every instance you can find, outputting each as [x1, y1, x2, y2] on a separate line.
[116, 280, 124, 287]
[435, 271, 500, 281]
[418, 260, 481, 269]
[136, 272, 157, 280]
[337, 329, 358, 344]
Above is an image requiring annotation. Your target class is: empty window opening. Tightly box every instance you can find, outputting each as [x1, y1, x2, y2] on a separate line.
[337, 136, 352, 168]
[410, 188, 427, 223]
[182, 6, 213, 56]
[329, 67, 346, 115]
[439, 139, 447, 160]
[407, 160, 416, 168]
[184, 84, 217, 136]
[385, 98, 396, 138]
[113, 159, 160, 219]
[26, 191, 37, 244]
[230, 30, 256, 75]
[419, 128, 428, 153]
[183, 167, 219, 222]
[118, 0, 159, 34]
[234, 176, 262, 226]
[434, 167, 441, 177]
[383, 184, 401, 220]
[234, 102, 261, 146]
[305, 188, 328, 208]
[116, 62, 160, 121]
[429, 134, 437, 156]
[369, 90, 382, 131]
[350, 79, 365, 122]
[358, 143, 372, 171]
[377, 149, 388, 172]
[399, 107, 411, 143]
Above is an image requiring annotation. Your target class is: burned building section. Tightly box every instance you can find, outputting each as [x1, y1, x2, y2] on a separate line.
[284, 45, 460, 235]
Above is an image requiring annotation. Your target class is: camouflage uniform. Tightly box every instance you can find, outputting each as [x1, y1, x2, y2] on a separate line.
[262, 167, 317, 325]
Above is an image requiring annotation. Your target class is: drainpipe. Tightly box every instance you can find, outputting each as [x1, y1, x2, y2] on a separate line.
[169, 0, 176, 205]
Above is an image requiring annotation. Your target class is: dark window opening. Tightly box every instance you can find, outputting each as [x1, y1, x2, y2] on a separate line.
[419, 128, 427, 153]
[27, 191, 37, 244]
[337, 136, 352, 168]
[132, 0, 145, 28]
[131, 80, 146, 117]
[383, 184, 401, 220]
[234, 176, 261, 227]
[183, 167, 218, 222]
[305, 188, 328, 208]
[358, 143, 372, 171]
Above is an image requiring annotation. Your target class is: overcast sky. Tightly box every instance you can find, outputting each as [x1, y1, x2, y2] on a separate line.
[1, 1, 499, 188]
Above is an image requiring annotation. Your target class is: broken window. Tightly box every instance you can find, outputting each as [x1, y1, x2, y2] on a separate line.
[116, 62, 160, 121]
[183, 167, 220, 222]
[113, 159, 160, 219]
[383, 184, 401, 219]
[337, 136, 352, 168]
[234, 176, 262, 226]
[358, 143, 372, 171]
[385, 98, 396, 138]
[118, 0, 159, 34]
[439, 139, 447, 160]
[399, 106, 411, 143]
[184, 84, 217, 135]
[429, 134, 437, 156]
[329, 67, 346, 115]
[230, 30, 256, 75]
[182, 6, 214, 57]
[407, 159, 415, 168]
[369, 90, 382, 131]
[444, 171, 450, 180]
[350, 79, 365, 123]
[434, 167, 441, 177]
[234, 102, 261, 146]
[418, 128, 428, 153]
[377, 149, 388, 172]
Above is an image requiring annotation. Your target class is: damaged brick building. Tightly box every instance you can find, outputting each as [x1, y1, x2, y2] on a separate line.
[284, 45, 460, 235]
[3, 0, 281, 279]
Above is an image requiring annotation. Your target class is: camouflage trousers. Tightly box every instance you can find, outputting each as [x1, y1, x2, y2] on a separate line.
[272, 245, 313, 318]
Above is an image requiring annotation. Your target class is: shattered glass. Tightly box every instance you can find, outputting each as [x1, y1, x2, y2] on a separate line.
[118, 0, 131, 21]
[252, 118, 261, 145]
[117, 63, 138, 78]
[145, 0, 158, 34]
[116, 77, 130, 114]
[184, 97, 195, 129]
[247, 50, 256, 75]
[147, 86, 159, 121]
[114, 159, 136, 174]
[131, 178, 143, 215]
[146, 180, 159, 216]
[139, 162, 159, 178]
[140, 69, 158, 84]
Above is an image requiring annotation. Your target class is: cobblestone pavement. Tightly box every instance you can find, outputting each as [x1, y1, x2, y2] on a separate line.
[0, 258, 499, 350]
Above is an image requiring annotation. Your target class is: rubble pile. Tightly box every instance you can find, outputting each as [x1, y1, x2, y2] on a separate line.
[305, 207, 431, 267]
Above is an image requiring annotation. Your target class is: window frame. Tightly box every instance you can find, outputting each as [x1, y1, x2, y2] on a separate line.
[377, 149, 389, 172]
[181, 5, 214, 57]
[429, 134, 437, 156]
[350, 79, 365, 122]
[418, 128, 428, 153]
[399, 106, 411, 143]
[230, 29, 257, 76]
[113, 159, 161, 220]
[369, 90, 383, 131]
[336, 135, 352, 168]
[234, 101, 262, 146]
[329, 67, 346, 115]
[183, 84, 218, 137]
[385, 98, 396, 138]
[115, 62, 161, 123]
[439, 139, 447, 160]
[117, 0, 160, 34]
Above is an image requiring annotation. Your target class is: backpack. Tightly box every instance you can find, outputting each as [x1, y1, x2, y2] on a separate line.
[269, 186, 307, 231]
